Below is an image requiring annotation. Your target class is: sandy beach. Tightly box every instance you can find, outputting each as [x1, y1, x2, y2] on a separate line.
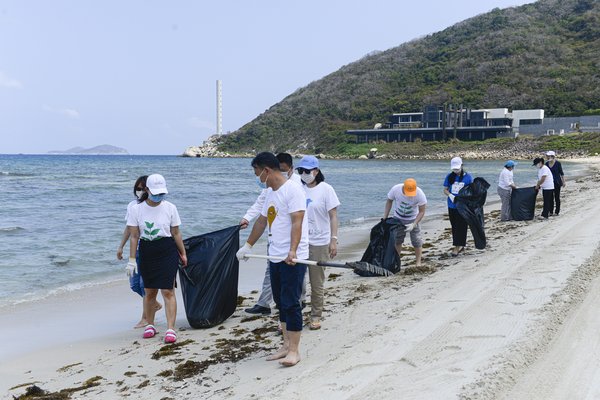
[3, 157, 600, 400]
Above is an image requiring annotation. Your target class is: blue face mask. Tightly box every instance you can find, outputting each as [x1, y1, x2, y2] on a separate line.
[256, 169, 267, 189]
[149, 193, 165, 203]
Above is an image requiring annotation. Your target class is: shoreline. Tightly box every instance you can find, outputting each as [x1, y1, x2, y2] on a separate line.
[4, 158, 600, 399]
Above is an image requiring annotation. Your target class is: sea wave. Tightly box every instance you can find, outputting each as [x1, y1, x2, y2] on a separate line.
[0, 171, 36, 177]
[0, 226, 25, 234]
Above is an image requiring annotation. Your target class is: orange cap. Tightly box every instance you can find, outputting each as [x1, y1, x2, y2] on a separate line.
[403, 178, 417, 196]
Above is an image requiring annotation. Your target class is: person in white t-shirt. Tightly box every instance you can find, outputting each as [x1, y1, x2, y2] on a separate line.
[296, 155, 340, 330]
[236, 152, 308, 367]
[533, 157, 555, 219]
[497, 160, 518, 221]
[127, 174, 187, 344]
[383, 178, 427, 267]
[239, 153, 303, 316]
[116, 175, 162, 328]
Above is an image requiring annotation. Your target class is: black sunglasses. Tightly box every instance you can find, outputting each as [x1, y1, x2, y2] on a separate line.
[297, 168, 314, 174]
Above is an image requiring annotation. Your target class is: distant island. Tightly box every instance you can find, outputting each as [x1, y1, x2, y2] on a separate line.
[48, 145, 128, 155]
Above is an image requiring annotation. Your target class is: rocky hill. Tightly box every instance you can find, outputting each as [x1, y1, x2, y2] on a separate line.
[214, 0, 600, 155]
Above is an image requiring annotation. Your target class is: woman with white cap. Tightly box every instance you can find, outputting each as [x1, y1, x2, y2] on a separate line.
[443, 157, 473, 256]
[545, 151, 565, 216]
[296, 155, 340, 330]
[127, 173, 187, 344]
[497, 160, 517, 221]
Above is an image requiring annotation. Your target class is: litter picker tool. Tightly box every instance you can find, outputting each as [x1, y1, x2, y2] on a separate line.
[243, 254, 393, 277]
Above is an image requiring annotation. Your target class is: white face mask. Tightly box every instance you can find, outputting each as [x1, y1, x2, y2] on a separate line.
[301, 172, 316, 184]
[452, 168, 461, 174]
[135, 190, 144, 198]
[281, 170, 290, 180]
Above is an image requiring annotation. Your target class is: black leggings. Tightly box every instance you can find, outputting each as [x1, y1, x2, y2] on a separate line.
[553, 185, 561, 215]
[448, 208, 468, 247]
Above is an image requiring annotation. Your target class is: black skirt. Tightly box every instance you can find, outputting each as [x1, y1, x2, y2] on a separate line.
[138, 237, 179, 289]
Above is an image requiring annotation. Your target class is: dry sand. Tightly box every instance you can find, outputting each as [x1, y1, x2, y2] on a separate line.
[3, 157, 600, 400]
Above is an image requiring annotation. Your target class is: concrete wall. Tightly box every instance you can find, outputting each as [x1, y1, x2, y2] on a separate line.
[518, 116, 600, 136]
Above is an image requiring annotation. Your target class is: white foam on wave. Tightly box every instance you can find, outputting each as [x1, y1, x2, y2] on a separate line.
[0, 226, 25, 233]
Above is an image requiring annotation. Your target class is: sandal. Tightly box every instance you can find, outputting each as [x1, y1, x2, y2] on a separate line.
[451, 247, 464, 257]
[143, 324, 157, 339]
[164, 329, 177, 344]
[309, 321, 321, 330]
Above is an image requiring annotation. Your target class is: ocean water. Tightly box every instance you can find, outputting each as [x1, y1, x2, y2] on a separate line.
[0, 154, 585, 308]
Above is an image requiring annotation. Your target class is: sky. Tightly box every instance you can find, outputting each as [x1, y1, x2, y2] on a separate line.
[0, 0, 535, 155]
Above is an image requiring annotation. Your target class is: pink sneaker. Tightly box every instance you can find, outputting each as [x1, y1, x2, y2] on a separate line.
[143, 324, 157, 339]
[164, 329, 177, 344]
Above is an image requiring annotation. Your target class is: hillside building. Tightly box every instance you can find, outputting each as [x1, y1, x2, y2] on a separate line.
[346, 105, 600, 143]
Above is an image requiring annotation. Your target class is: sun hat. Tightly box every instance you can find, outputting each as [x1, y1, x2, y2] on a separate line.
[297, 155, 319, 170]
[546, 150, 556, 157]
[505, 160, 516, 168]
[532, 157, 545, 166]
[403, 178, 417, 196]
[146, 174, 168, 195]
[450, 157, 463, 169]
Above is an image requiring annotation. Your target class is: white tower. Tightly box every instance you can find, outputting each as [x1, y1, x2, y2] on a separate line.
[216, 80, 223, 135]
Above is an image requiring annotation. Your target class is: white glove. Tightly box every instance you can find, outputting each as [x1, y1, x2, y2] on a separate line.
[404, 223, 415, 232]
[448, 194, 456, 203]
[125, 257, 137, 277]
[236, 242, 253, 261]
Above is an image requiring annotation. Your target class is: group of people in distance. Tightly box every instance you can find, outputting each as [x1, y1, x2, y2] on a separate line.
[497, 150, 566, 222]
[115, 150, 566, 367]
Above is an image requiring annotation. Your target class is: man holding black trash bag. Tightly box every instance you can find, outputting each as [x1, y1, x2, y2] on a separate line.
[533, 157, 554, 220]
[383, 178, 427, 267]
[236, 151, 308, 367]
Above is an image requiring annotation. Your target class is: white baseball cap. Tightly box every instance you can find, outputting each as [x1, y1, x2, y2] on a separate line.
[450, 157, 463, 169]
[546, 150, 556, 156]
[146, 174, 168, 195]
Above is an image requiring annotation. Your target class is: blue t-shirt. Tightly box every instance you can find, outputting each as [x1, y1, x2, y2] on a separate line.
[443, 172, 473, 209]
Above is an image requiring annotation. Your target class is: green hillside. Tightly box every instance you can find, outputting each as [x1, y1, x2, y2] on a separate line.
[216, 0, 600, 155]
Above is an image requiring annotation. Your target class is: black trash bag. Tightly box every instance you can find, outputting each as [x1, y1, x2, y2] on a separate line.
[178, 225, 240, 328]
[356, 217, 401, 276]
[511, 187, 537, 221]
[455, 177, 490, 250]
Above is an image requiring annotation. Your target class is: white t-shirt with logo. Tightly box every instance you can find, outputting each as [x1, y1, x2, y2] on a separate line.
[261, 180, 309, 260]
[303, 182, 341, 246]
[538, 165, 555, 190]
[387, 184, 427, 223]
[242, 173, 303, 222]
[127, 200, 181, 240]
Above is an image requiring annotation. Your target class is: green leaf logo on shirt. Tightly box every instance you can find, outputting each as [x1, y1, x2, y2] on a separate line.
[143, 221, 161, 240]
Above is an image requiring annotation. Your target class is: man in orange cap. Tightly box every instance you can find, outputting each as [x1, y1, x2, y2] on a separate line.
[383, 178, 428, 267]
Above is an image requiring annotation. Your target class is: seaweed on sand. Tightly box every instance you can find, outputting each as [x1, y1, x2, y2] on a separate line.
[13, 376, 103, 400]
[172, 334, 277, 381]
[151, 339, 195, 360]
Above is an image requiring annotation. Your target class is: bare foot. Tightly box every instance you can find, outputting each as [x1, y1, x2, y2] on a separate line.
[279, 351, 301, 367]
[154, 301, 163, 311]
[266, 347, 288, 361]
[134, 319, 148, 329]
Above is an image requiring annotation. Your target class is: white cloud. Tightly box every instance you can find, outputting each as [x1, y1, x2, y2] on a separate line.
[42, 104, 80, 119]
[0, 71, 22, 88]
[187, 117, 214, 130]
